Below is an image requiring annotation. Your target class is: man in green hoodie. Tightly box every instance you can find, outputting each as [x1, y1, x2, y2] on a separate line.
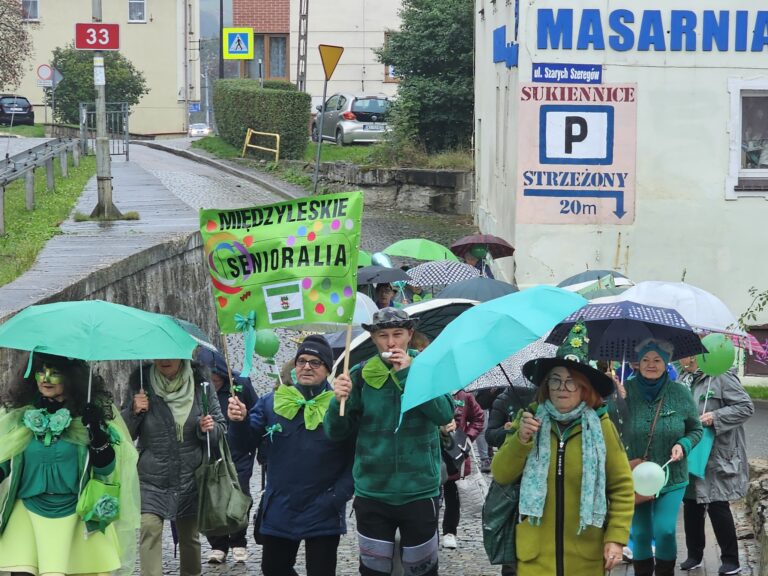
[324, 307, 455, 576]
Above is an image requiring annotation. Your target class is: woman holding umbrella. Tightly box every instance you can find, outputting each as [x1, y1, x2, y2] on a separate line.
[0, 352, 140, 575]
[491, 324, 634, 576]
[123, 357, 226, 576]
[623, 339, 702, 576]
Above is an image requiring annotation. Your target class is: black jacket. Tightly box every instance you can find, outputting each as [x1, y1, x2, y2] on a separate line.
[485, 385, 536, 448]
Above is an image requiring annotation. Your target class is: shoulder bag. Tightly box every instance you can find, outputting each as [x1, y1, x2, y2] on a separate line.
[482, 479, 520, 566]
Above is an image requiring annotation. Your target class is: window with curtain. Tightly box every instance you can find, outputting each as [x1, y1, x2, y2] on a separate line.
[129, 0, 146, 22]
[21, 0, 38, 20]
[246, 35, 288, 81]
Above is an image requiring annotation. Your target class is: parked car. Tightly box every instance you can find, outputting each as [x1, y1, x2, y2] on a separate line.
[188, 123, 211, 137]
[0, 95, 35, 126]
[311, 93, 391, 145]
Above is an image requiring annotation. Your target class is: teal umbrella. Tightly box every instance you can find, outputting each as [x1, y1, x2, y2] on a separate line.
[0, 300, 199, 362]
[383, 239, 459, 262]
[400, 286, 587, 422]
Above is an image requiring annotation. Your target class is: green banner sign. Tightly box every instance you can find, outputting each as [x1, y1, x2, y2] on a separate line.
[201, 192, 363, 332]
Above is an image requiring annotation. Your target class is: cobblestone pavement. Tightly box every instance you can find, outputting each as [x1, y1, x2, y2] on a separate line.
[127, 144, 759, 575]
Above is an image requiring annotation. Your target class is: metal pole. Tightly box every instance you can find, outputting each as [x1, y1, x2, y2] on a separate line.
[90, 0, 121, 218]
[219, 0, 224, 79]
[312, 79, 328, 195]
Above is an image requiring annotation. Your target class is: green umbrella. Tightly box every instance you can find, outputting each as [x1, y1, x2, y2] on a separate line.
[358, 250, 372, 267]
[383, 239, 459, 262]
[0, 300, 198, 362]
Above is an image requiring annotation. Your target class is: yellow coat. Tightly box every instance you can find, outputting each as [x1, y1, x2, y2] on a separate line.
[491, 411, 634, 576]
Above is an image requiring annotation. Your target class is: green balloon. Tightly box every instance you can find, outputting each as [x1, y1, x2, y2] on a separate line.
[696, 333, 735, 376]
[254, 329, 280, 358]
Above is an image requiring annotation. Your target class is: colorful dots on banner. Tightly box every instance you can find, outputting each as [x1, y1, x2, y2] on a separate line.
[309, 289, 320, 302]
[330, 293, 340, 304]
[218, 296, 227, 308]
[321, 278, 332, 290]
[344, 219, 354, 230]
[343, 286, 354, 297]
[336, 306, 345, 317]
[307, 232, 317, 241]
[244, 235, 254, 247]
[302, 278, 312, 289]
[315, 303, 326, 314]
[331, 219, 341, 231]
[297, 226, 308, 236]
[206, 220, 217, 232]
[313, 221, 323, 232]
[287, 236, 296, 246]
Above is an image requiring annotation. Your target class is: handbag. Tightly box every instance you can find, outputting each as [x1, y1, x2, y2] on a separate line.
[76, 463, 121, 533]
[688, 376, 716, 478]
[456, 448, 489, 517]
[196, 435, 253, 537]
[482, 479, 520, 566]
[442, 429, 472, 477]
[631, 392, 666, 505]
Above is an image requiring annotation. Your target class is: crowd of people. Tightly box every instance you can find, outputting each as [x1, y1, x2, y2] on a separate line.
[0, 268, 756, 576]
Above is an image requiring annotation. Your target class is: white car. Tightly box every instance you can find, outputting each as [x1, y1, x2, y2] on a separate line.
[188, 123, 211, 137]
[311, 93, 391, 145]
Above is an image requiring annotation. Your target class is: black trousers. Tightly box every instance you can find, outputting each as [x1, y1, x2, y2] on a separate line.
[261, 534, 341, 576]
[207, 527, 248, 553]
[442, 480, 460, 535]
[354, 495, 439, 576]
[683, 499, 739, 564]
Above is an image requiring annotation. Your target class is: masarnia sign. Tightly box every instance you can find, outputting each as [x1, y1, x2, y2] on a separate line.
[536, 9, 768, 53]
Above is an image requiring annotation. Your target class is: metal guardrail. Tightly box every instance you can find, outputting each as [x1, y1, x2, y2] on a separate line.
[241, 129, 280, 163]
[0, 138, 80, 235]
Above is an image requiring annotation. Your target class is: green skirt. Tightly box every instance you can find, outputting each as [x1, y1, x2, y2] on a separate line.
[0, 499, 121, 575]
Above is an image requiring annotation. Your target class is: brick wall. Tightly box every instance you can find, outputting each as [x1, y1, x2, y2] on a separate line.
[233, 0, 289, 33]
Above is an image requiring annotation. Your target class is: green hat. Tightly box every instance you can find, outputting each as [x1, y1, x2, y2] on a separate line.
[469, 245, 488, 259]
[522, 321, 615, 397]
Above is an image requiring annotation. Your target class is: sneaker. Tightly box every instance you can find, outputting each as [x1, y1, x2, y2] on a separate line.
[208, 549, 227, 564]
[622, 546, 633, 563]
[718, 561, 741, 575]
[680, 557, 703, 571]
[480, 459, 492, 473]
[442, 533, 457, 549]
[232, 547, 248, 563]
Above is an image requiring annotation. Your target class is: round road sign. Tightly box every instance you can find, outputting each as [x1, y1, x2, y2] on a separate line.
[37, 64, 53, 81]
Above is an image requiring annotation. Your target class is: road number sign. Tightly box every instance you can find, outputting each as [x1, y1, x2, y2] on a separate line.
[75, 23, 120, 51]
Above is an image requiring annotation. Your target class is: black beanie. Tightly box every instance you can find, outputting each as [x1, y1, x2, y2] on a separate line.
[295, 335, 334, 372]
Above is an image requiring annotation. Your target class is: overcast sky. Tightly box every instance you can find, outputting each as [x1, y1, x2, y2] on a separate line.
[200, 0, 232, 38]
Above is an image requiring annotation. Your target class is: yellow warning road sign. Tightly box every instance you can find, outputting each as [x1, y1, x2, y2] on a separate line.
[223, 28, 253, 60]
[318, 45, 344, 81]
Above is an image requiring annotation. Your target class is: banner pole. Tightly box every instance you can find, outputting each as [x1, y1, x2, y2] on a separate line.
[222, 333, 236, 397]
[340, 323, 353, 416]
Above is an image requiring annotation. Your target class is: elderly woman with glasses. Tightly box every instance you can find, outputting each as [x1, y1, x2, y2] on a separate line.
[623, 339, 702, 576]
[491, 324, 634, 576]
[228, 335, 354, 576]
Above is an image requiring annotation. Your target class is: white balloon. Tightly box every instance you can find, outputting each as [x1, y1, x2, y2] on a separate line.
[632, 461, 666, 496]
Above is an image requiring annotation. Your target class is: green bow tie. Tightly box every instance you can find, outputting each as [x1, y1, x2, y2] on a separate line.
[361, 355, 403, 391]
[273, 384, 334, 430]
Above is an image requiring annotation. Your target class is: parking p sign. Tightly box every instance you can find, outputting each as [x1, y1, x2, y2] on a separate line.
[540, 105, 614, 164]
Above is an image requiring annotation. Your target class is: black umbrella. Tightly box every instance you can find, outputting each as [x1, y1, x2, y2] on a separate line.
[557, 269, 628, 288]
[357, 265, 410, 285]
[450, 234, 515, 259]
[437, 277, 518, 302]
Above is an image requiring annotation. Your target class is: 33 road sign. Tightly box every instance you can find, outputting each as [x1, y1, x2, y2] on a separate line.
[75, 23, 120, 51]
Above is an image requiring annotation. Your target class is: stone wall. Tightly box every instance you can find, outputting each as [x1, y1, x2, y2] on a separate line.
[747, 458, 768, 575]
[0, 231, 217, 404]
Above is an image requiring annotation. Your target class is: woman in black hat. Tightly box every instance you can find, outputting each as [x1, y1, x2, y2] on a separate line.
[491, 324, 634, 576]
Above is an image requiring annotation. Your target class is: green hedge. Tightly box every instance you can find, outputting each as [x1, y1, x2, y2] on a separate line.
[213, 79, 310, 160]
[262, 80, 297, 91]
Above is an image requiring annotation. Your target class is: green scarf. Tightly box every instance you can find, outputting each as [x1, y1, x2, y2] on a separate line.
[361, 355, 403, 390]
[518, 400, 607, 534]
[149, 361, 195, 441]
[273, 384, 334, 430]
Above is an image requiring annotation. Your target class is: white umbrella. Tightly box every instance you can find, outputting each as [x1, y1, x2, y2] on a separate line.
[611, 281, 760, 352]
[464, 337, 556, 392]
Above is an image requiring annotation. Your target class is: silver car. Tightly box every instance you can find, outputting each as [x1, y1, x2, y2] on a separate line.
[311, 92, 391, 145]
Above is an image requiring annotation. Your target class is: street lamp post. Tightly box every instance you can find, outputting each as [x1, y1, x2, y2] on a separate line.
[89, 0, 122, 219]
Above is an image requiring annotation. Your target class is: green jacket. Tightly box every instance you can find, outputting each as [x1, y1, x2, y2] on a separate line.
[623, 376, 702, 492]
[323, 353, 454, 505]
[492, 408, 634, 576]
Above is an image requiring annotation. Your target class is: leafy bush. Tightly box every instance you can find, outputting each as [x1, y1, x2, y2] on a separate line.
[213, 79, 310, 160]
[262, 80, 297, 91]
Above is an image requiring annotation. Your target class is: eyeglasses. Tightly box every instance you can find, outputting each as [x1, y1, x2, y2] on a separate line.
[296, 358, 324, 369]
[35, 368, 63, 385]
[546, 375, 578, 392]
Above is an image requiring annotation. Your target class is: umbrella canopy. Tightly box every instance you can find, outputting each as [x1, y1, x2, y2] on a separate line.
[437, 277, 518, 302]
[401, 286, 587, 421]
[0, 300, 198, 361]
[332, 298, 478, 374]
[406, 260, 480, 288]
[166, 317, 218, 352]
[464, 337, 556, 393]
[557, 269, 630, 288]
[584, 286, 630, 300]
[450, 234, 515, 259]
[358, 250, 373, 267]
[324, 326, 365, 357]
[546, 300, 706, 361]
[383, 239, 459, 262]
[357, 266, 410, 285]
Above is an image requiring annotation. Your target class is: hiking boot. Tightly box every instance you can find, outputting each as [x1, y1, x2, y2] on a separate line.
[232, 547, 248, 563]
[208, 549, 227, 564]
[718, 561, 741, 575]
[680, 557, 703, 571]
[442, 533, 457, 549]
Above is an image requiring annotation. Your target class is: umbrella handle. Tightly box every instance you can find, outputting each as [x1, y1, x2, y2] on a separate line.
[139, 363, 144, 394]
[206, 431, 211, 459]
[340, 324, 353, 417]
[87, 365, 92, 403]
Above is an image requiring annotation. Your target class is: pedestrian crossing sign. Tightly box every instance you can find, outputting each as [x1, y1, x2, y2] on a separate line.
[223, 28, 253, 60]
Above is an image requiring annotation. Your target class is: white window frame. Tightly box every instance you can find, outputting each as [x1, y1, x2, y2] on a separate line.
[726, 77, 768, 199]
[21, 0, 39, 21]
[128, 0, 147, 23]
